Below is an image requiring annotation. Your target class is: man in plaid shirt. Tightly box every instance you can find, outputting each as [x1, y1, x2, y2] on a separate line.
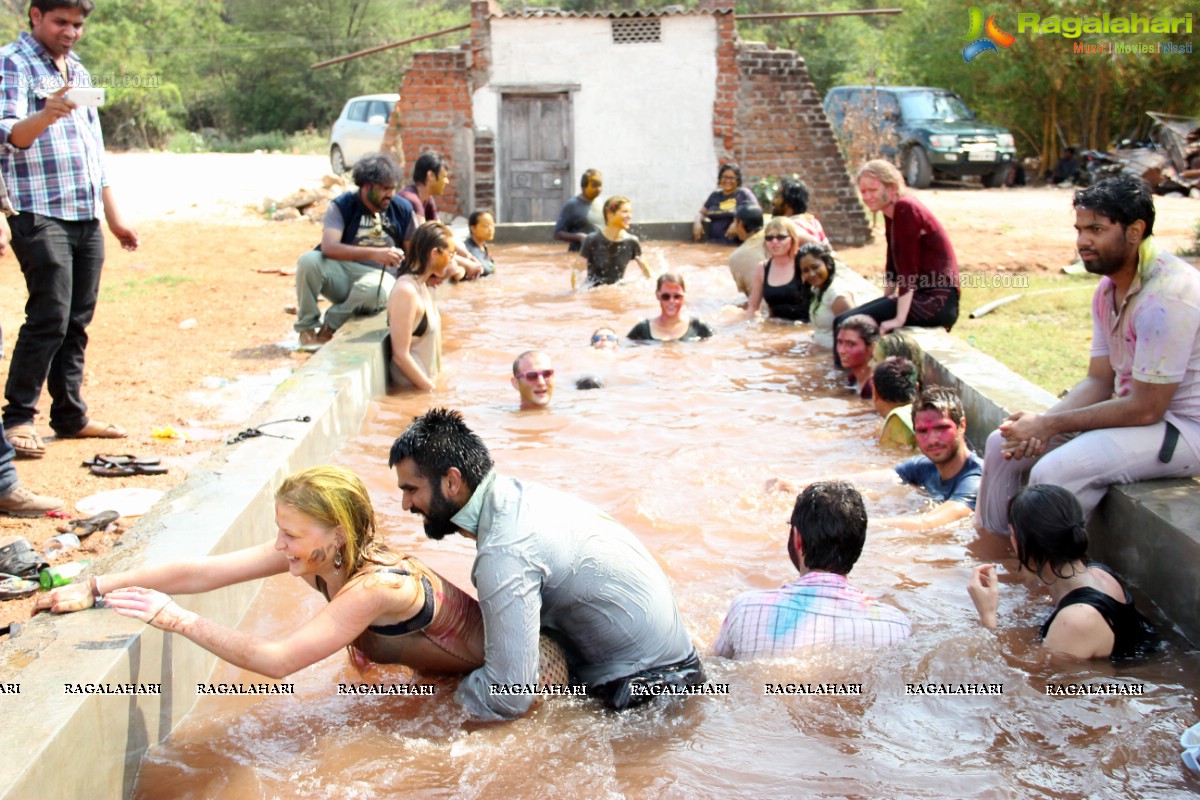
[0, 0, 139, 459]
[714, 481, 911, 659]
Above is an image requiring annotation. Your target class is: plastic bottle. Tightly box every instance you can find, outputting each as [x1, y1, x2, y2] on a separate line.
[43, 533, 81, 558]
[39, 561, 90, 590]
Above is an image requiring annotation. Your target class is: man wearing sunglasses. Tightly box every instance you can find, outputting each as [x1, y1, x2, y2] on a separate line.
[511, 350, 555, 410]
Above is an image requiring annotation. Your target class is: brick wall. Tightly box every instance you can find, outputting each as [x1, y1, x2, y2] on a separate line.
[730, 41, 872, 246]
[397, 48, 475, 218]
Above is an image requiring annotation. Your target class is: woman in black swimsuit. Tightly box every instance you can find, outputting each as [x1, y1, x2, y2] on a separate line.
[746, 216, 811, 321]
[38, 466, 489, 676]
[967, 484, 1158, 660]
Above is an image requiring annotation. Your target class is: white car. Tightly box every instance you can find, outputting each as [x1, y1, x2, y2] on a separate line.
[328, 93, 399, 174]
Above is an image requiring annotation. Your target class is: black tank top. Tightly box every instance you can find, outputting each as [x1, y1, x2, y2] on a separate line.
[761, 259, 811, 322]
[1039, 563, 1159, 660]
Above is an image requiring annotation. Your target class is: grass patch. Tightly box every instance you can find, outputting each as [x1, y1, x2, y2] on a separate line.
[951, 272, 1099, 395]
[102, 273, 198, 301]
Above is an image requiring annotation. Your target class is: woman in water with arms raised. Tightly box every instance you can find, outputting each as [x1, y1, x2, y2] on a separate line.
[38, 466, 486, 677]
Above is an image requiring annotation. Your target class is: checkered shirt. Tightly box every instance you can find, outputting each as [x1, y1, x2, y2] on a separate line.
[714, 571, 911, 659]
[0, 32, 106, 221]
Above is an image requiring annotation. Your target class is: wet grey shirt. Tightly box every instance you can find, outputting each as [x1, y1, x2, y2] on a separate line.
[452, 471, 694, 719]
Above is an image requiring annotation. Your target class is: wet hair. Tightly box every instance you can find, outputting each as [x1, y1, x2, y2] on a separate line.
[790, 480, 867, 575]
[910, 385, 964, 427]
[763, 216, 801, 258]
[275, 466, 393, 573]
[412, 152, 445, 186]
[837, 314, 880, 349]
[1073, 174, 1155, 237]
[735, 203, 763, 234]
[874, 331, 924, 369]
[468, 210, 493, 228]
[1009, 484, 1090, 581]
[777, 178, 811, 215]
[856, 159, 904, 193]
[718, 163, 743, 187]
[352, 152, 403, 189]
[388, 407, 494, 493]
[575, 376, 604, 390]
[797, 241, 836, 297]
[872, 357, 920, 405]
[581, 168, 602, 190]
[602, 195, 630, 223]
[399, 221, 453, 276]
[656, 272, 686, 293]
[511, 349, 547, 376]
[29, 0, 93, 24]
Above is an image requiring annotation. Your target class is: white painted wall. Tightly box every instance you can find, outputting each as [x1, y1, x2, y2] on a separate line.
[475, 15, 721, 222]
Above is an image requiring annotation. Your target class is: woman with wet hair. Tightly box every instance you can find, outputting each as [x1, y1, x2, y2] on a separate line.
[836, 314, 880, 399]
[37, 466, 495, 677]
[388, 221, 456, 390]
[800, 242, 855, 347]
[968, 483, 1159, 660]
[628, 273, 714, 342]
[693, 163, 759, 244]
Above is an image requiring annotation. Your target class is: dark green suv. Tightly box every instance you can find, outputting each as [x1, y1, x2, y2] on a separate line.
[823, 86, 1016, 189]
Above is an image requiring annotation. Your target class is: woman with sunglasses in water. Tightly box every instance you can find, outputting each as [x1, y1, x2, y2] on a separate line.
[627, 273, 714, 342]
[746, 216, 812, 322]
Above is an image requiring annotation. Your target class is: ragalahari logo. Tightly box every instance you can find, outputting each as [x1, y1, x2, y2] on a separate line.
[962, 7, 1016, 62]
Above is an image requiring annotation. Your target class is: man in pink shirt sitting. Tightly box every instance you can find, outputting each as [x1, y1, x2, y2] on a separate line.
[976, 174, 1200, 537]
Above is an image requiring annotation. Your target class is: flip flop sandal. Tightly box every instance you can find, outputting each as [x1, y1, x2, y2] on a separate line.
[90, 462, 168, 477]
[4, 425, 45, 459]
[0, 574, 38, 601]
[81, 454, 162, 468]
[59, 509, 120, 539]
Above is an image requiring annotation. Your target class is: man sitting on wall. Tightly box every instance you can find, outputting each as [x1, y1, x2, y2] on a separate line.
[389, 408, 704, 719]
[877, 386, 983, 531]
[554, 168, 603, 253]
[976, 174, 1200, 538]
[728, 203, 765, 296]
[399, 151, 482, 279]
[294, 153, 414, 349]
[714, 480, 911, 659]
[773, 177, 830, 247]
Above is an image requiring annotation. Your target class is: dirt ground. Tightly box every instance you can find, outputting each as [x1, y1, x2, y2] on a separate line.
[0, 154, 1197, 624]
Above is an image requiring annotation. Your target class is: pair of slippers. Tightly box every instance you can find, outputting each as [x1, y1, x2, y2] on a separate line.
[82, 454, 167, 478]
[58, 509, 120, 538]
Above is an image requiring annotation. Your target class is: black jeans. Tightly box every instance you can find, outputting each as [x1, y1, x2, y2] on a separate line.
[2, 213, 105, 434]
[0, 325, 15, 494]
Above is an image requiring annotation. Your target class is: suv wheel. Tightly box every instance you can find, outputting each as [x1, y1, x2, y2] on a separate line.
[330, 145, 346, 175]
[903, 146, 933, 189]
[982, 166, 1009, 188]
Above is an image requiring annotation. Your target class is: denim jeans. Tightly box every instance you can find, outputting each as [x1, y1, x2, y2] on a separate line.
[2, 213, 105, 434]
[0, 325, 16, 495]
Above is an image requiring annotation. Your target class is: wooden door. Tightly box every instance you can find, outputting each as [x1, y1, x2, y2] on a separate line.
[500, 93, 572, 223]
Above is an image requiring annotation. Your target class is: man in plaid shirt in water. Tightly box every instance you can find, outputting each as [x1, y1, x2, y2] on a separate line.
[714, 481, 911, 659]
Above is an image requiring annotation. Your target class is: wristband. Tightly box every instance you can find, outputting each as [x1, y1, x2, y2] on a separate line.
[90, 576, 103, 599]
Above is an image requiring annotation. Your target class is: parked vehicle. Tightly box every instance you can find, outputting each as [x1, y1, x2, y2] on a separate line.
[823, 86, 1016, 189]
[328, 93, 399, 174]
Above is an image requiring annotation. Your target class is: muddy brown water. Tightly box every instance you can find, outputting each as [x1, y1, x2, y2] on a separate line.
[133, 243, 1200, 799]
